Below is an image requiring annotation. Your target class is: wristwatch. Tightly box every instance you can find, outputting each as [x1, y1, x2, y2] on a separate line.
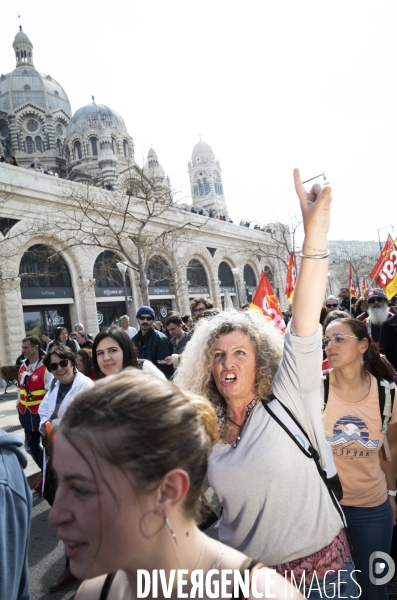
[388, 490, 397, 497]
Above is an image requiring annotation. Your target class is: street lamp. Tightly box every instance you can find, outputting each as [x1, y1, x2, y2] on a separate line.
[116, 261, 130, 318]
[231, 267, 241, 309]
[302, 172, 330, 186]
[377, 224, 394, 254]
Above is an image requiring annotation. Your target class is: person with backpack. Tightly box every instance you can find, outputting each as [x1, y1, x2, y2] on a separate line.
[323, 316, 397, 600]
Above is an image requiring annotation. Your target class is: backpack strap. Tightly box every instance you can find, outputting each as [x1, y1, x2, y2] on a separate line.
[378, 378, 396, 462]
[321, 369, 330, 410]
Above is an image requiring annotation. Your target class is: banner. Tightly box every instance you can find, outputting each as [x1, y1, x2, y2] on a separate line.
[349, 263, 358, 298]
[285, 252, 296, 303]
[361, 277, 367, 295]
[370, 235, 397, 300]
[251, 271, 286, 332]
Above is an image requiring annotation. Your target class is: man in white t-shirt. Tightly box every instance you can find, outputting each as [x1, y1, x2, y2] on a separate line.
[118, 315, 137, 339]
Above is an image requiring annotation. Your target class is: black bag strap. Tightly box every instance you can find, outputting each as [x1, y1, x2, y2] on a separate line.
[99, 572, 117, 600]
[263, 397, 345, 524]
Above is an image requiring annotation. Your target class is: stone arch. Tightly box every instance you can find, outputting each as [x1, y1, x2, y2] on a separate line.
[187, 258, 210, 293]
[19, 243, 72, 289]
[147, 254, 173, 288]
[93, 250, 133, 290]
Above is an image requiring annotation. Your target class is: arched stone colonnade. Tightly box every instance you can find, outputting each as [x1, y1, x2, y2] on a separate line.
[0, 229, 277, 363]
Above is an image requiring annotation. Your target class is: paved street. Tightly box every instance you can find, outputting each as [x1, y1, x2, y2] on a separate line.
[29, 494, 80, 599]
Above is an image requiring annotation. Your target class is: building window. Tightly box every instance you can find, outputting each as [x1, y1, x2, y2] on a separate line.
[35, 136, 43, 153]
[57, 139, 62, 155]
[56, 124, 63, 136]
[20, 244, 72, 288]
[25, 136, 33, 154]
[197, 180, 204, 196]
[203, 178, 209, 194]
[90, 137, 98, 156]
[218, 262, 235, 288]
[243, 265, 257, 287]
[187, 259, 209, 289]
[74, 140, 82, 160]
[27, 119, 38, 132]
[123, 139, 128, 157]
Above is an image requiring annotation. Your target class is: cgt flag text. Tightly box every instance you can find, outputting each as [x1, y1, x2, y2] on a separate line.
[370, 235, 397, 299]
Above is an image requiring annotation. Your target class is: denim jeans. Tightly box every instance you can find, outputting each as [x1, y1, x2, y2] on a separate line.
[342, 499, 393, 600]
[299, 556, 360, 598]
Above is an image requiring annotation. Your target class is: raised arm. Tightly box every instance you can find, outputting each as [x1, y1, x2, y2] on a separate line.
[292, 168, 332, 337]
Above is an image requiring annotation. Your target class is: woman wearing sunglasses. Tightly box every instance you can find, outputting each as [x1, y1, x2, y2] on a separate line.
[323, 317, 397, 600]
[38, 346, 94, 592]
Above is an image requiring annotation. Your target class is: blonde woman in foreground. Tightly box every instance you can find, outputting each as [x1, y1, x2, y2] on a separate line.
[48, 370, 302, 600]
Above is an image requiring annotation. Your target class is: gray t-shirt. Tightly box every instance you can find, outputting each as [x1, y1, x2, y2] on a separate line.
[207, 324, 343, 566]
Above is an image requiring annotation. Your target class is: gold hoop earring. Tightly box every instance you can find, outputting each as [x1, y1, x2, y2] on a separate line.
[164, 515, 177, 544]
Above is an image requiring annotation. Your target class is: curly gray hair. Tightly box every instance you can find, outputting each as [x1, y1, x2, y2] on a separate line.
[174, 309, 283, 406]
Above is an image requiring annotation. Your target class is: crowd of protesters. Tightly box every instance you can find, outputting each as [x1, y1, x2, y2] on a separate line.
[2, 170, 397, 600]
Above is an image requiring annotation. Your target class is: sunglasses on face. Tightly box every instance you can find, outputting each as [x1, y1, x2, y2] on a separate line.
[138, 316, 154, 321]
[326, 303, 338, 308]
[48, 359, 69, 371]
[323, 332, 359, 348]
[368, 298, 384, 304]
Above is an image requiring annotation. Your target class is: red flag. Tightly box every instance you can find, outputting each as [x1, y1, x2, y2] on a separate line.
[349, 264, 358, 298]
[361, 277, 367, 295]
[285, 252, 296, 303]
[370, 235, 397, 299]
[251, 271, 286, 332]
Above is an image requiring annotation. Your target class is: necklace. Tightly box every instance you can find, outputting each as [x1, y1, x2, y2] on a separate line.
[226, 414, 246, 430]
[204, 545, 224, 597]
[193, 536, 207, 571]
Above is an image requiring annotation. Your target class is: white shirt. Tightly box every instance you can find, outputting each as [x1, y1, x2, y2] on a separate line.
[123, 325, 137, 339]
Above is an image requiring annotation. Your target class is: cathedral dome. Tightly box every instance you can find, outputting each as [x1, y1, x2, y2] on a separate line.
[192, 139, 214, 160]
[0, 68, 71, 115]
[0, 27, 71, 116]
[66, 102, 128, 139]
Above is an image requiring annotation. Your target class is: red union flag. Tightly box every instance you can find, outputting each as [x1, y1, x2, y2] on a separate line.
[349, 264, 358, 298]
[251, 271, 286, 332]
[370, 235, 397, 299]
[361, 277, 367, 295]
[285, 252, 296, 303]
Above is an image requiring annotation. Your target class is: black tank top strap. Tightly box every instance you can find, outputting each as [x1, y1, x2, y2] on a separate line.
[99, 572, 117, 600]
[238, 560, 265, 600]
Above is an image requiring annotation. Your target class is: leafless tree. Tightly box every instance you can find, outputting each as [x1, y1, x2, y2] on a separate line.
[44, 166, 214, 305]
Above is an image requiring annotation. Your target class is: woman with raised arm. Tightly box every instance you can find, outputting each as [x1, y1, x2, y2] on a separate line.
[174, 170, 360, 598]
[48, 370, 303, 600]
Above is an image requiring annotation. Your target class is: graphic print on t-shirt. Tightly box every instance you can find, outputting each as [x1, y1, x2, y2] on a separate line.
[326, 414, 379, 459]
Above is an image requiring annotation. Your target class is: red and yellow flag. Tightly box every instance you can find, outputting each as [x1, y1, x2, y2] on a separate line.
[251, 271, 286, 332]
[361, 277, 367, 295]
[349, 263, 358, 298]
[370, 235, 397, 299]
[285, 252, 296, 303]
